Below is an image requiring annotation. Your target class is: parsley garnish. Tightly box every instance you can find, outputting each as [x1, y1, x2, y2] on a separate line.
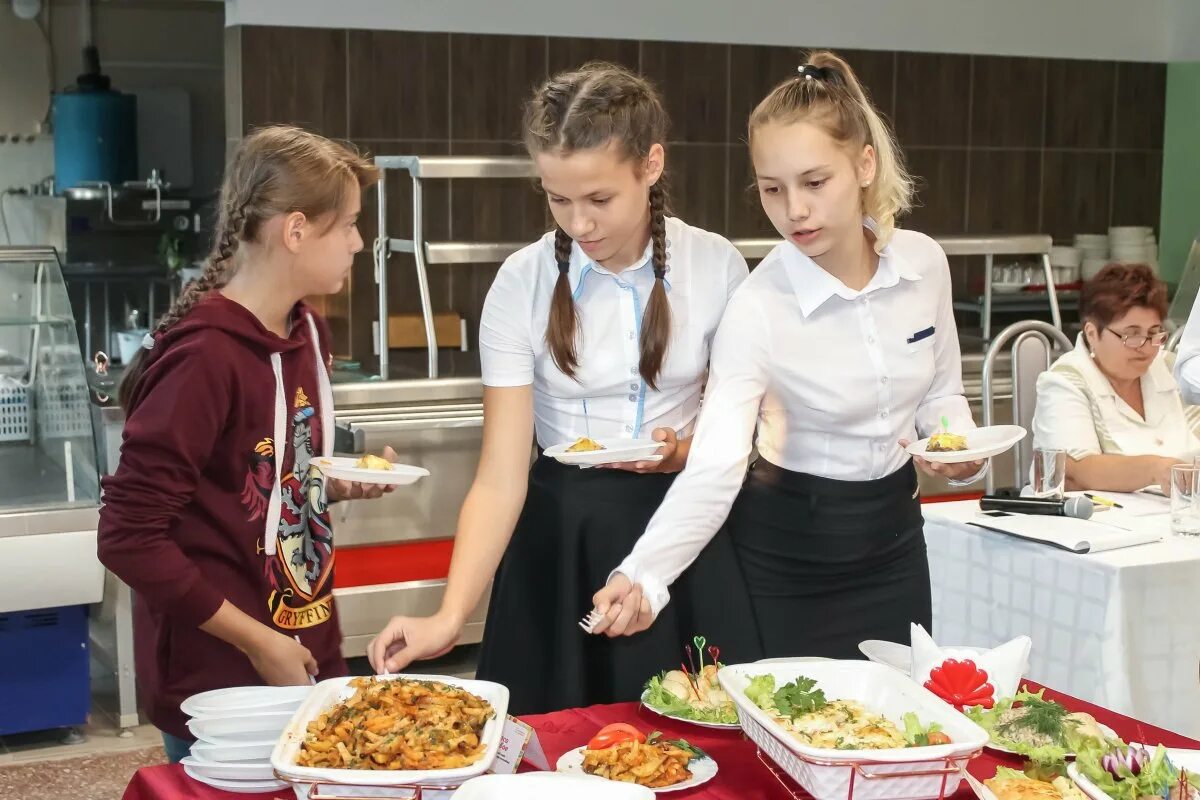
[773, 676, 828, 719]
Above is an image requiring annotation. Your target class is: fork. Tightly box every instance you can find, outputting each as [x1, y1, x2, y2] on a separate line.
[578, 608, 604, 634]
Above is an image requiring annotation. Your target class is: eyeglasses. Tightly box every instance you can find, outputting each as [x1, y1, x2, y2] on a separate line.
[1104, 327, 1169, 348]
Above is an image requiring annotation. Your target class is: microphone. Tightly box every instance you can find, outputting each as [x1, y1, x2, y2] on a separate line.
[979, 495, 1094, 520]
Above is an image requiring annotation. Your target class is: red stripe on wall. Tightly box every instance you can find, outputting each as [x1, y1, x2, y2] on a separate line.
[337, 539, 455, 588]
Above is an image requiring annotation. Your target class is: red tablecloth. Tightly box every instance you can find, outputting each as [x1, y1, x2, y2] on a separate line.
[122, 682, 1199, 800]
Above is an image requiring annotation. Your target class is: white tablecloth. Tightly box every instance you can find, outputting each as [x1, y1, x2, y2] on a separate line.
[923, 498, 1200, 738]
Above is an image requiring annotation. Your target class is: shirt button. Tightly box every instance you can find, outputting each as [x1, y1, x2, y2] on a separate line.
[629, 383, 638, 390]
[630, 367, 638, 375]
[625, 425, 633, 433]
[867, 335, 876, 344]
[880, 410, 889, 419]
[628, 394, 637, 402]
[881, 376, 889, 384]
[628, 332, 636, 340]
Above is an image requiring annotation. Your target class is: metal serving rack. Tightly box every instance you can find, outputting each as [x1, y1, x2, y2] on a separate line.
[372, 155, 1064, 378]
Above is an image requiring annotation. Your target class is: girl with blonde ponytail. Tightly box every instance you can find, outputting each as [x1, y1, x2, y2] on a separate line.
[596, 52, 987, 660]
[368, 62, 761, 713]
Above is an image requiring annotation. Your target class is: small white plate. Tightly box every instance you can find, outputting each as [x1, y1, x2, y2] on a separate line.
[857, 640, 917, 675]
[190, 740, 277, 763]
[456, 773, 655, 799]
[181, 756, 276, 782]
[544, 438, 665, 467]
[639, 689, 741, 730]
[992, 283, 1028, 295]
[312, 456, 430, 485]
[187, 711, 292, 741]
[907, 425, 1027, 464]
[181, 685, 312, 719]
[556, 746, 718, 794]
[182, 764, 289, 794]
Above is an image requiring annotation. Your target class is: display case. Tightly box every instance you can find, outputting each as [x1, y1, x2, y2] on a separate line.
[0, 246, 103, 737]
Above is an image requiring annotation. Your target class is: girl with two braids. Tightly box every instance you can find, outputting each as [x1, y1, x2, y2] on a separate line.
[598, 52, 987, 659]
[98, 126, 393, 761]
[369, 62, 761, 713]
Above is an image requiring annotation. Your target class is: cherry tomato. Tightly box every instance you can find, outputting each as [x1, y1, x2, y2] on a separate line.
[587, 723, 647, 750]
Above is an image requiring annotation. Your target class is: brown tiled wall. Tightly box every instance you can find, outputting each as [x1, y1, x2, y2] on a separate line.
[228, 27, 1165, 371]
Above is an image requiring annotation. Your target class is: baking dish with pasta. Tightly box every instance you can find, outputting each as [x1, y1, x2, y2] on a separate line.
[271, 674, 510, 793]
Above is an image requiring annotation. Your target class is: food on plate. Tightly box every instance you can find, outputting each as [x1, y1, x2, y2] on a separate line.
[566, 437, 606, 453]
[296, 677, 494, 770]
[581, 724, 706, 788]
[744, 674, 950, 750]
[1076, 743, 1198, 800]
[927, 431, 969, 452]
[642, 637, 737, 725]
[986, 766, 1087, 800]
[354, 454, 394, 471]
[966, 689, 1112, 763]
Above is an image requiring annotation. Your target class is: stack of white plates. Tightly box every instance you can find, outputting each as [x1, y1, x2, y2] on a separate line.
[180, 685, 311, 793]
[1049, 245, 1081, 284]
[1074, 233, 1110, 281]
[1108, 226, 1158, 273]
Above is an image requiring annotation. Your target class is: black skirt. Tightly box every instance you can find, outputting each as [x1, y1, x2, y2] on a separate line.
[728, 458, 931, 660]
[475, 456, 763, 715]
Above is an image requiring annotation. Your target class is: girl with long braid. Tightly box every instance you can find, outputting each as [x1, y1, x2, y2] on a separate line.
[368, 62, 761, 713]
[98, 126, 392, 762]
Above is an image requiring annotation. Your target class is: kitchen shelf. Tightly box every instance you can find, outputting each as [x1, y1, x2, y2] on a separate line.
[0, 316, 77, 327]
[372, 156, 1063, 376]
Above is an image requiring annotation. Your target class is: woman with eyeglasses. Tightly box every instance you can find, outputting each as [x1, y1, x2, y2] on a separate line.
[1032, 263, 1199, 494]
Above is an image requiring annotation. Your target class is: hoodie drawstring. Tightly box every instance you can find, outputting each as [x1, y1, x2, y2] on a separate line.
[262, 313, 335, 559]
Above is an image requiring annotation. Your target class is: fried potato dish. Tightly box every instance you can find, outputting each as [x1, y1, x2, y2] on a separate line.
[582, 737, 694, 788]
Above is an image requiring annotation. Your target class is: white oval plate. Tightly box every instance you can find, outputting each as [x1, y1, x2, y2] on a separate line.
[907, 425, 1027, 464]
[556, 746, 718, 794]
[989, 723, 1118, 758]
[639, 689, 740, 730]
[1068, 748, 1200, 800]
[456, 773, 655, 799]
[181, 755, 276, 782]
[181, 685, 312, 719]
[187, 711, 292, 741]
[857, 640, 917, 675]
[190, 740, 277, 763]
[544, 438, 664, 467]
[312, 456, 429, 485]
[182, 764, 289, 794]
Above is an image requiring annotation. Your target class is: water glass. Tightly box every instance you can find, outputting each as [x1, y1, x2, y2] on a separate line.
[1170, 464, 1200, 537]
[1030, 448, 1066, 498]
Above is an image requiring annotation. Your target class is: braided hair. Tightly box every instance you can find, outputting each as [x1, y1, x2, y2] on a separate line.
[118, 126, 379, 409]
[524, 62, 674, 390]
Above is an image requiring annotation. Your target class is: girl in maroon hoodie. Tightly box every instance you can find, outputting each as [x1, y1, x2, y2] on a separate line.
[98, 126, 389, 763]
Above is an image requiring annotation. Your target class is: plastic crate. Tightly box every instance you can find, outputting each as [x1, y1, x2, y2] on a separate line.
[0, 605, 90, 735]
[0, 380, 31, 442]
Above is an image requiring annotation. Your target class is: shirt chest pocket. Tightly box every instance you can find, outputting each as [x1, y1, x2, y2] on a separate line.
[905, 325, 937, 354]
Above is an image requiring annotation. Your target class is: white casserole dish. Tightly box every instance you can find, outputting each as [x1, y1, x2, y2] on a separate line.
[719, 660, 989, 800]
[270, 674, 509, 798]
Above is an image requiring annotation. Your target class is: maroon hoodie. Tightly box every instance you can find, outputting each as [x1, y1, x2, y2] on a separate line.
[98, 294, 347, 740]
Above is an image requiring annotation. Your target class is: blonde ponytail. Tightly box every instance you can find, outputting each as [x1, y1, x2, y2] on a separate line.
[749, 50, 914, 250]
